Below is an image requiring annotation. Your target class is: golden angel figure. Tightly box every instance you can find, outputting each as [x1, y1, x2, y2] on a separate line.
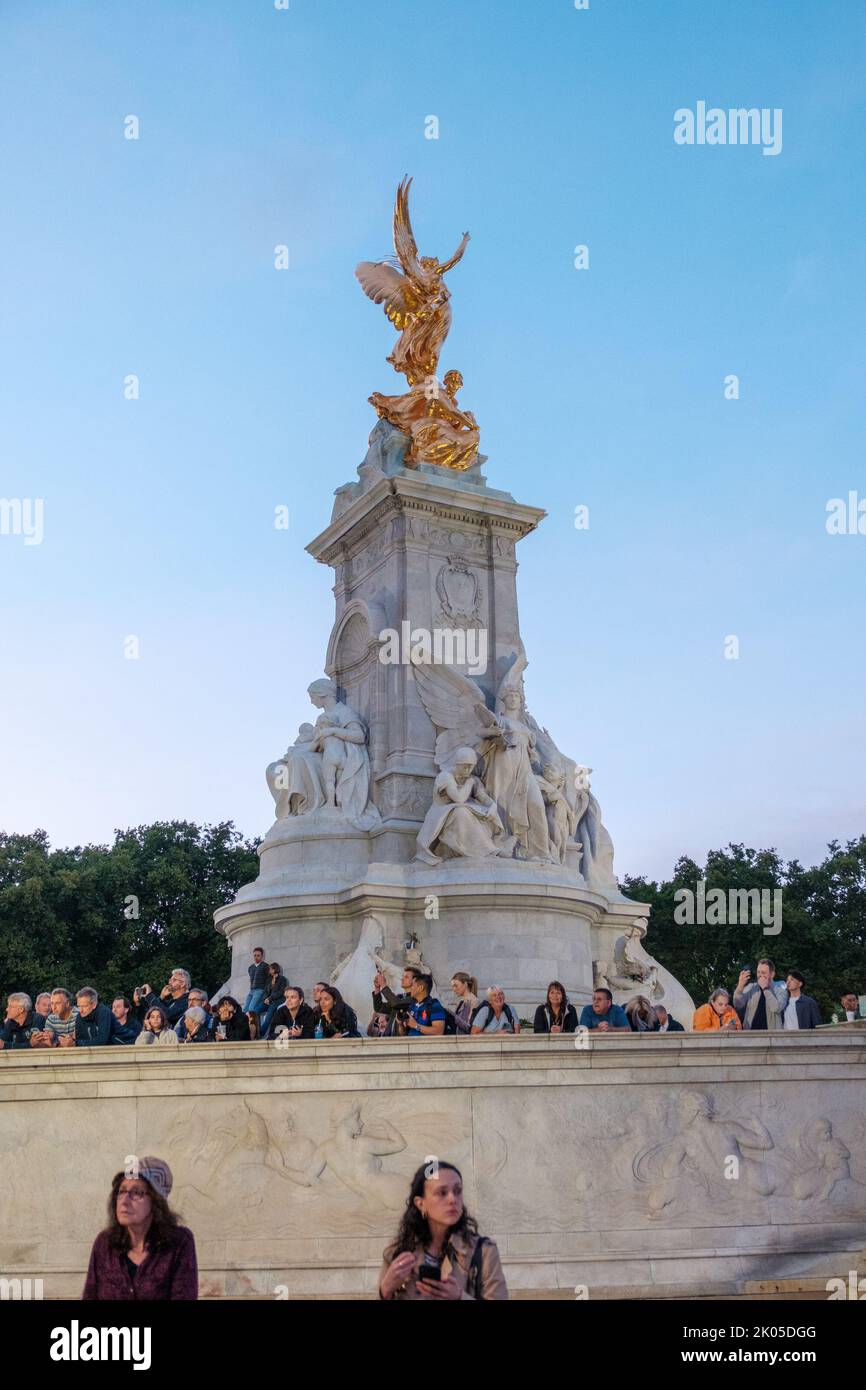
[355, 176, 469, 386]
[368, 369, 480, 471]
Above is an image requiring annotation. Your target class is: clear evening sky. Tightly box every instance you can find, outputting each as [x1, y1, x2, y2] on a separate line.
[1, 0, 864, 881]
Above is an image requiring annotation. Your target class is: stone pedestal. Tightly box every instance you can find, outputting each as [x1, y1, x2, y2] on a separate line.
[310, 465, 545, 830]
[217, 854, 607, 1012]
[3, 1034, 864, 1300]
[215, 430, 689, 1021]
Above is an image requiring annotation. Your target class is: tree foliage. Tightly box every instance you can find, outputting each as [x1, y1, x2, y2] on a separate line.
[0, 822, 259, 1003]
[621, 838, 866, 1019]
[1, 824, 863, 1023]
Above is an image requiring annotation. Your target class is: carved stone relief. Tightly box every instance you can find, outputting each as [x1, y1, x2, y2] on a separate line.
[435, 557, 482, 629]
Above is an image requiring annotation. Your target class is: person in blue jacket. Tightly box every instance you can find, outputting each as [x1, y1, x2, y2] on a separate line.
[111, 996, 143, 1044]
[0, 992, 48, 1049]
[74, 987, 117, 1046]
[782, 971, 821, 1030]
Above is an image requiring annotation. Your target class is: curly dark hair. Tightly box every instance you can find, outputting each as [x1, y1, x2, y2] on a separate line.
[104, 1170, 182, 1253]
[314, 985, 353, 1033]
[385, 1161, 478, 1261]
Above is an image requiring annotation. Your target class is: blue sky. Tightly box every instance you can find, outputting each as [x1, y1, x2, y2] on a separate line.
[1, 0, 864, 880]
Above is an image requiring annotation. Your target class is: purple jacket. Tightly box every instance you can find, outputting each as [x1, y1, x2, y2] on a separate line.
[82, 1226, 198, 1300]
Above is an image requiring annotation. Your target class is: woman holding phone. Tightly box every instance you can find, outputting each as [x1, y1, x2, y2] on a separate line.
[378, 1160, 507, 1300]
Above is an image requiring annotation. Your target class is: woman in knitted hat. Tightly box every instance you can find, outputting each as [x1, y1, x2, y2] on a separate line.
[82, 1156, 197, 1300]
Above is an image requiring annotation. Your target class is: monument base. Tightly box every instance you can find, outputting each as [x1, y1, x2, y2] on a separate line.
[214, 845, 693, 1021]
[2, 1033, 863, 1300]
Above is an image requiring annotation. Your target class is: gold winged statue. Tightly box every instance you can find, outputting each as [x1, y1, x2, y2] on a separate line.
[355, 178, 480, 471]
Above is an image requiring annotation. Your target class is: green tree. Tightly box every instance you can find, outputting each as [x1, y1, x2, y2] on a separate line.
[0, 822, 259, 1004]
[621, 838, 866, 1020]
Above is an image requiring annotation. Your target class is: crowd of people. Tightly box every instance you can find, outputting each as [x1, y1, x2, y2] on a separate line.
[0, 950, 862, 1051]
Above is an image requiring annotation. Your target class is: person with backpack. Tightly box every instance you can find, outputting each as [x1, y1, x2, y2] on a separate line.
[470, 986, 520, 1035]
[403, 973, 448, 1037]
[450, 972, 479, 1033]
[378, 1159, 507, 1300]
[533, 981, 578, 1034]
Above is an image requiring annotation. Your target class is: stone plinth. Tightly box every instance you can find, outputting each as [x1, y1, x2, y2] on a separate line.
[309, 468, 546, 810]
[2, 1033, 864, 1299]
[215, 439, 690, 1026]
[216, 855, 610, 1010]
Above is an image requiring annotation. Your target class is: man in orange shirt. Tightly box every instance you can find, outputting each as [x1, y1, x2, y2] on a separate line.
[693, 988, 742, 1032]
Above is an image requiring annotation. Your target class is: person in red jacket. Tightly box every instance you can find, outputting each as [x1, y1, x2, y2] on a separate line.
[82, 1156, 197, 1300]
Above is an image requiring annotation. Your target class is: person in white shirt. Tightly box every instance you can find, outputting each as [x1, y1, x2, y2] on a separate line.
[783, 971, 821, 1030]
[654, 1004, 684, 1033]
[839, 991, 864, 1023]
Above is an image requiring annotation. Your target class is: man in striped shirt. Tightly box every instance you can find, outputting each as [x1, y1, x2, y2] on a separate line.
[36, 988, 79, 1048]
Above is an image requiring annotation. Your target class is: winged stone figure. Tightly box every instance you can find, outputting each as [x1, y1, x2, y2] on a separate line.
[411, 655, 555, 862]
[355, 176, 469, 387]
[411, 658, 501, 769]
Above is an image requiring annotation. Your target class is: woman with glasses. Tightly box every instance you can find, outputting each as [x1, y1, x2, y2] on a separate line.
[82, 1157, 197, 1300]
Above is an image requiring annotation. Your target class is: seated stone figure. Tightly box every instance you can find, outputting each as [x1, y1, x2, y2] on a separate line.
[265, 678, 380, 830]
[536, 763, 579, 863]
[415, 747, 516, 865]
[266, 723, 325, 819]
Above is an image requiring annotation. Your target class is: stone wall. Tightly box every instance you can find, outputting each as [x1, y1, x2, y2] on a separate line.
[1, 1033, 864, 1299]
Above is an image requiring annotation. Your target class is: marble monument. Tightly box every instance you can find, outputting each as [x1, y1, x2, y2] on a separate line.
[214, 179, 693, 1021]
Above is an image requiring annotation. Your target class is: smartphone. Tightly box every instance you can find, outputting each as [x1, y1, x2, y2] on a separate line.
[418, 1256, 442, 1283]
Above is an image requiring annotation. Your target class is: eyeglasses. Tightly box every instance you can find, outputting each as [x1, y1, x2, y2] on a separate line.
[118, 1186, 150, 1200]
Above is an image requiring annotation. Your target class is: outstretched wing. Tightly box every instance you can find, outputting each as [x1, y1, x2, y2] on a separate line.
[440, 231, 470, 274]
[495, 647, 528, 717]
[393, 175, 423, 281]
[411, 657, 498, 767]
[354, 260, 419, 329]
